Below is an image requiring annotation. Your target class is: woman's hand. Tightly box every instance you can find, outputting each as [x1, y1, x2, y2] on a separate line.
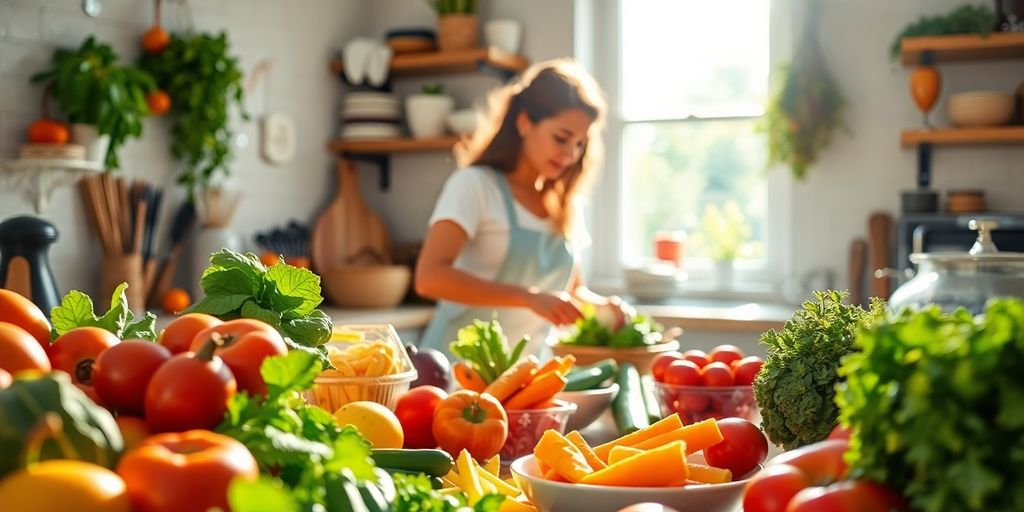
[523, 289, 584, 326]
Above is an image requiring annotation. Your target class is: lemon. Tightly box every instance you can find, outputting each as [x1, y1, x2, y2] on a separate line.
[333, 401, 404, 448]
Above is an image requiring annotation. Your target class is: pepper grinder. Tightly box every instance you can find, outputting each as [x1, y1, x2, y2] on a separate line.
[0, 215, 60, 314]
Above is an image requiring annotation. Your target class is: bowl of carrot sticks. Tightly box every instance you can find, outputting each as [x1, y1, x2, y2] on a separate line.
[510, 415, 760, 512]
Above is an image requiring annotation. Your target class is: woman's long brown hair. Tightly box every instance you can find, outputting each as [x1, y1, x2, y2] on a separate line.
[455, 59, 607, 237]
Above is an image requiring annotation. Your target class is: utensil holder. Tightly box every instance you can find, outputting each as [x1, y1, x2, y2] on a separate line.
[100, 253, 144, 313]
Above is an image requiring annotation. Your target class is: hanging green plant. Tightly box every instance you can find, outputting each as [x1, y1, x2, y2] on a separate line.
[888, 4, 997, 60]
[31, 36, 155, 170]
[138, 31, 246, 194]
[761, 2, 845, 181]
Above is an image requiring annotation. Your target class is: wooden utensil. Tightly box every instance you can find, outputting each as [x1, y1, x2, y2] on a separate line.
[148, 202, 196, 307]
[868, 212, 894, 299]
[310, 158, 391, 274]
[848, 238, 867, 306]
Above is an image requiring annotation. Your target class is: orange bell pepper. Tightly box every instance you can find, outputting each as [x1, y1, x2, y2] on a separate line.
[116, 430, 259, 512]
[432, 390, 508, 461]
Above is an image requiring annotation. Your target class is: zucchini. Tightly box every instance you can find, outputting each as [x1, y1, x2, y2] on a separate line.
[564, 359, 618, 391]
[612, 362, 650, 435]
[371, 448, 454, 477]
[382, 468, 444, 489]
[640, 375, 663, 423]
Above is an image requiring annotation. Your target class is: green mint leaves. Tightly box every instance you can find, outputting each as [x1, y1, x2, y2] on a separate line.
[50, 283, 157, 341]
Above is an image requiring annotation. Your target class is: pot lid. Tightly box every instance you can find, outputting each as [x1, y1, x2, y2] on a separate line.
[911, 218, 1024, 266]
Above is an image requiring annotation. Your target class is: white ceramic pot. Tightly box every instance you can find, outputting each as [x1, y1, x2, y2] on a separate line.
[191, 227, 243, 299]
[714, 259, 735, 289]
[485, 19, 522, 54]
[71, 123, 110, 165]
[406, 94, 455, 138]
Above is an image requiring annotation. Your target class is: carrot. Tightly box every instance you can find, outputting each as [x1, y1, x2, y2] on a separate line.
[607, 445, 643, 465]
[499, 497, 538, 512]
[593, 414, 684, 461]
[454, 361, 487, 392]
[579, 441, 690, 487]
[534, 356, 563, 377]
[485, 356, 539, 402]
[686, 463, 732, 484]
[533, 430, 593, 482]
[556, 354, 575, 375]
[504, 371, 567, 409]
[631, 418, 723, 454]
[565, 431, 607, 471]
[542, 468, 567, 482]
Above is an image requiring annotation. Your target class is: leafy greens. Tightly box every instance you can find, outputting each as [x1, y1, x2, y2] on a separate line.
[49, 282, 156, 341]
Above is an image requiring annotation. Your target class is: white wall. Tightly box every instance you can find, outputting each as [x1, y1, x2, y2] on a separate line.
[0, 0, 362, 296]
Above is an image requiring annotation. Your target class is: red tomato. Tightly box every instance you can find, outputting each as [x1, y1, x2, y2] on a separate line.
[189, 319, 287, 396]
[0, 289, 53, 353]
[651, 352, 683, 382]
[157, 313, 222, 354]
[0, 322, 51, 374]
[144, 348, 237, 433]
[395, 386, 448, 448]
[742, 464, 810, 512]
[115, 416, 153, 452]
[704, 418, 768, 478]
[787, 480, 907, 512]
[93, 340, 172, 416]
[709, 345, 744, 366]
[663, 360, 702, 386]
[681, 349, 711, 368]
[742, 439, 852, 512]
[0, 368, 11, 389]
[700, 362, 735, 387]
[49, 327, 120, 390]
[733, 356, 764, 386]
[827, 424, 851, 440]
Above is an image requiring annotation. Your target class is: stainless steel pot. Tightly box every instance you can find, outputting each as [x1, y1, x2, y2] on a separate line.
[886, 219, 1024, 314]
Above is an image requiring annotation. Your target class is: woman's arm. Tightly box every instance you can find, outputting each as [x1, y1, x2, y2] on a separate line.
[415, 220, 583, 325]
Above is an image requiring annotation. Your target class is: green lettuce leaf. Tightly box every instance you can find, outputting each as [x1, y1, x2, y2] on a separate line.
[49, 283, 156, 341]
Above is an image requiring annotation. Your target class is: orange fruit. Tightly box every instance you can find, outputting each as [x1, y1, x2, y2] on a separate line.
[27, 119, 69, 144]
[146, 90, 171, 116]
[333, 401, 404, 448]
[0, 322, 51, 374]
[141, 26, 170, 54]
[161, 288, 191, 315]
[259, 251, 280, 266]
[0, 289, 53, 353]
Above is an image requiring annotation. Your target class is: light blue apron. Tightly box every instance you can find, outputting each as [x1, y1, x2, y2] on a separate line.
[419, 169, 576, 359]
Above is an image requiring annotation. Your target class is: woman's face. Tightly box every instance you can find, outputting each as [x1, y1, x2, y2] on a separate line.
[518, 108, 594, 181]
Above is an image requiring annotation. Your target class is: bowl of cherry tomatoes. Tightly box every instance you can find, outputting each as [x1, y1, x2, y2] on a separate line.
[650, 344, 764, 426]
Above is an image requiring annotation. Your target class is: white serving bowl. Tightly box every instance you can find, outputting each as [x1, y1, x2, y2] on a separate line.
[557, 384, 619, 432]
[445, 108, 478, 135]
[511, 453, 758, 512]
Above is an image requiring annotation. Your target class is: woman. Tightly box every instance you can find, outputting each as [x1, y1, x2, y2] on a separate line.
[415, 59, 627, 358]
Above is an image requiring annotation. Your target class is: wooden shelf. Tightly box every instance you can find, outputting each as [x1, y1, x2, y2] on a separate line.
[328, 136, 458, 155]
[901, 127, 1024, 147]
[330, 47, 529, 78]
[901, 32, 1024, 65]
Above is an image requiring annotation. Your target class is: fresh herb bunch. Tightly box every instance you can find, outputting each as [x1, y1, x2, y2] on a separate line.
[753, 290, 884, 450]
[184, 249, 332, 366]
[138, 31, 246, 194]
[837, 300, 1024, 512]
[889, 4, 997, 59]
[425, 0, 479, 15]
[50, 283, 156, 341]
[450, 319, 527, 384]
[561, 308, 663, 349]
[31, 36, 155, 170]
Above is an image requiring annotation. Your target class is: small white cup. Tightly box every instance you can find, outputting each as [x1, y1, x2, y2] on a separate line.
[484, 19, 522, 54]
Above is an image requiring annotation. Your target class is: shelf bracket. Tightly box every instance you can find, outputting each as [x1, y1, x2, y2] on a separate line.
[916, 143, 932, 189]
[342, 153, 391, 191]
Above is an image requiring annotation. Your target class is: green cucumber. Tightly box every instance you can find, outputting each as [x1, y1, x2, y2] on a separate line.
[382, 468, 444, 489]
[640, 375, 663, 423]
[371, 449, 454, 478]
[612, 362, 650, 435]
[564, 359, 618, 391]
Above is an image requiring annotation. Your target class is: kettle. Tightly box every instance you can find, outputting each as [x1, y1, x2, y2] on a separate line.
[0, 215, 60, 314]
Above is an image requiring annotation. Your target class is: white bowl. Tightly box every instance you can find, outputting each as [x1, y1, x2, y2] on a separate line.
[624, 267, 684, 302]
[557, 384, 619, 432]
[511, 453, 757, 512]
[446, 108, 478, 135]
[947, 91, 1015, 127]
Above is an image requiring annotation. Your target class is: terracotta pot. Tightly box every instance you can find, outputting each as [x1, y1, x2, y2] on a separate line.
[437, 14, 479, 51]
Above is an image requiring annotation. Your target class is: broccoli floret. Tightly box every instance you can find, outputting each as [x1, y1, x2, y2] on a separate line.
[753, 290, 884, 450]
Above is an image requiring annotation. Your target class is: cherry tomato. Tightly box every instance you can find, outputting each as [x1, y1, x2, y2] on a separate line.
[93, 340, 172, 416]
[743, 439, 852, 512]
[144, 340, 237, 433]
[704, 418, 768, 478]
[49, 327, 120, 392]
[681, 349, 711, 368]
[700, 362, 735, 387]
[0, 289, 52, 353]
[651, 352, 683, 382]
[115, 416, 153, 453]
[395, 386, 448, 448]
[157, 313, 222, 354]
[709, 344, 744, 366]
[663, 360, 702, 386]
[0, 322, 51, 374]
[787, 480, 907, 512]
[733, 356, 764, 386]
[189, 319, 287, 396]
[742, 464, 810, 512]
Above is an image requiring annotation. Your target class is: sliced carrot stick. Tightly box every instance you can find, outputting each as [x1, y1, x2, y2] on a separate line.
[499, 497, 538, 512]
[565, 431, 607, 470]
[593, 414, 684, 461]
[535, 356, 563, 377]
[686, 463, 732, 484]
[556, 354, 575, 376]
[504, 372, 567, 410]
[537, 458, 551, 474]
[533, 430, 593, 482]
[454, 361, 487, 392]
[579, 441, 690, 487]
[485, 356, 539, 402]
[457, 449, 484, 503]
[542, 468, 567, 482]
[608, 445, 644, 465]
[630, 418, 723, 454]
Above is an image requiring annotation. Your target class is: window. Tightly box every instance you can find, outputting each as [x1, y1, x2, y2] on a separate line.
[616, 0, 773, 277]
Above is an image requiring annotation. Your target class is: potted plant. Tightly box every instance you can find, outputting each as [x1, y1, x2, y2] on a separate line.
[406, 84, 455, 138]
[31, 37, 155, 169]
[139, 31, 246, 195]
[426, 0, 481, 51]
[692, 202, 751, 289]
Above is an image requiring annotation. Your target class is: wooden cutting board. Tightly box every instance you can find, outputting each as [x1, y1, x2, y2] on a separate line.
[311, 158, 392, 274]
[848, 238, 867, 307]
[868, 212, 893, 299]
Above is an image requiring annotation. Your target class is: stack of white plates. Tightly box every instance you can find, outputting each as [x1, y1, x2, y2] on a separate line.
[339, 92, 402, 139]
